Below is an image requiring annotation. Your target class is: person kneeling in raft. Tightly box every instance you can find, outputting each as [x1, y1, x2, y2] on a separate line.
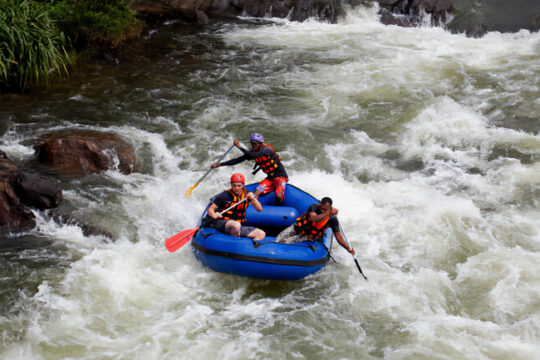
[205, 173, 266, 241]
[211, 132, 288, 205]
[274, 197, 355, 254]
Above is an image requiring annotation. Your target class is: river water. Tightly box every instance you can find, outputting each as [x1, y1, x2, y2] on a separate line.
[1, 5, 539, 359]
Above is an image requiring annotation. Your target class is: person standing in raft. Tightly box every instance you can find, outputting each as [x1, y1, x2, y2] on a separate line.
[211, 133, 288, 204]
[274, 197, 355, 254]
[205, 173, 265, 241]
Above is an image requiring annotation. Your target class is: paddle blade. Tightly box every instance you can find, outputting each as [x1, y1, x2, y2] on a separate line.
[184, 182, 199, 197]
[165, 227, 199, 252]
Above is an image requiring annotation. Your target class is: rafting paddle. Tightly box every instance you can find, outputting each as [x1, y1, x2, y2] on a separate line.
[338, 224, 368, 280]
[165, 197, 249, 252]
[184, 144, 236, 197]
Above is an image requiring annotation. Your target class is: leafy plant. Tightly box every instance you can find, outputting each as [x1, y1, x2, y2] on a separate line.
[0, 0, 71, 92]
[50, 0, 143, 49]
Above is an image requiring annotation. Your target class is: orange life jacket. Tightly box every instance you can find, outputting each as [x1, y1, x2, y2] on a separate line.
[253, 142, 282, 177]
[222, 188, 249, 223]
[294, 210, 331, 240]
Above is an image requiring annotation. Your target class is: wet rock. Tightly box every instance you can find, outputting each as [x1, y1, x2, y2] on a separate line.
[447, 0, 539, 36]
[52, 214, 113, 240]
[196, 9, 210, 24]
[242, 0, 269, 17]
[423, 0, 452, 26]
[34, 130, 136, 177]
[129, 0, 342, 23]
[0, 156, 36, 233]
[14, 172, 62, 210]
[293, 0, 340, 23]
[375, 0, 453, 27]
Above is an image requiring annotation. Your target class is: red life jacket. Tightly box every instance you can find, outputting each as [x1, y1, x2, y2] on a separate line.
[294, 210, 331, 240]
[222, 188, 249, 223]
[253, 143, 282, 177]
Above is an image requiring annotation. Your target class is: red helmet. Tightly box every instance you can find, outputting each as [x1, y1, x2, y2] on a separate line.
[230, 173, 245, 184]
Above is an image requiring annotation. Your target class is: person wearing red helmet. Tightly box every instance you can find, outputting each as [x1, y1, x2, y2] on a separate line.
[205, 173, 265, 240]
[211, 133, 288, 204]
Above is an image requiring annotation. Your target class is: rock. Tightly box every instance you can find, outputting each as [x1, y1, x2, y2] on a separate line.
[0, 157, 36, 233]
[293, 0, 340, 23]
[379, 8, 417, 27]
[34, 130, 136, 177]
[129, 0, 342, 23]
[423, 0, 452, 26]
[376, 0, 418, 26]
[375, 0, 453, 27]
[196, 9, 210, 24]
[14, 172, 62, 210]
[243, 0, 269, 17]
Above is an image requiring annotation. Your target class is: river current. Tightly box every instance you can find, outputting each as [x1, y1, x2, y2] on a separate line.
[0, 6, 539, 359]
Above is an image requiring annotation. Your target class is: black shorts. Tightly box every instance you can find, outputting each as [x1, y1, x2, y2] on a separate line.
[213, 219, 257, 237]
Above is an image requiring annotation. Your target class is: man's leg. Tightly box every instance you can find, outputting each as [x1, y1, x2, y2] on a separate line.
[243, 226, 265, 241]
[274, 224, 299, 244]
[255, 178, 272, 199]
[273, 177, 287, 205]
[224, 220, 241, 237]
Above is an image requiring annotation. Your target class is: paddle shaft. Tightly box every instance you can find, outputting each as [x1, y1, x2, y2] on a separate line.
[338, 223, 368, 280]
[165, 196, 250, 252]
[209, 196, 249, 221]
[185, 144, 236, 196]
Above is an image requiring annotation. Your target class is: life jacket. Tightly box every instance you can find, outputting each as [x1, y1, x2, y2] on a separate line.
[221, 188, 249, 223]
[252, 142, 282, 176]
[294, 209, 331, 240]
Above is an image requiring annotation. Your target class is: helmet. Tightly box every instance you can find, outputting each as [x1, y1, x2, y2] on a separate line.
[250, 132, 264, 143]
[230, 173, 245, 184]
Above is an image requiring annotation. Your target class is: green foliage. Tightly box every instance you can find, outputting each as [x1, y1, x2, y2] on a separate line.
[50, 0, 143, 49]
[0, 0, 72, 92]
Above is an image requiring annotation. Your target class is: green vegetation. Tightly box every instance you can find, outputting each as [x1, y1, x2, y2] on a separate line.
[0, 0, 71, 92]
[50, 0, 143, 49]
[0, 0, 143, 92]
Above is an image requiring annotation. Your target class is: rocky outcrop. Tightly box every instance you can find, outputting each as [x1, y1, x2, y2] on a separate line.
[376, 0, 453, 27]
[1, 149, 64, 233]
[129, 0, 342, 24]
[0, 153, 36, 233]
[14, 172, 62, 210]
[447, 0, 540, 36]
[34, 130, 136, 177]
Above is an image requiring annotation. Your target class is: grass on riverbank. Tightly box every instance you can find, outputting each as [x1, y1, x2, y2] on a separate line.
[0, 0, 71, 92]
[0, 0, 143, 93]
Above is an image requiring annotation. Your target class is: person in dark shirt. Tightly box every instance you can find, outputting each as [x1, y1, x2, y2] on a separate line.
[211, 133, 288, 204]
[274, 197, 355, 255]
[205, 173, 265, 241]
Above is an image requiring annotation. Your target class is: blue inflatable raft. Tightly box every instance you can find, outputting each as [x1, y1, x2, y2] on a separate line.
[191, 184, 333, 280]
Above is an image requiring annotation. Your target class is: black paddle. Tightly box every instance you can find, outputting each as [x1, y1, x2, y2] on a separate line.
[339, 223, 368, 280]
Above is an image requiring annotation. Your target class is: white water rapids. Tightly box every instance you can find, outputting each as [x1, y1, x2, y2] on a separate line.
[0, 6, 539, 359]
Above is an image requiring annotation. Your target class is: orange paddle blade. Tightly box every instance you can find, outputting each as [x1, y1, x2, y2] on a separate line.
[184, 183, 199, 197]
[165, 227, 199, 252]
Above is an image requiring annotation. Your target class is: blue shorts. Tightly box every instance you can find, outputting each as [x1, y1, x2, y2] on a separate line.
[213, 219, 257, 237]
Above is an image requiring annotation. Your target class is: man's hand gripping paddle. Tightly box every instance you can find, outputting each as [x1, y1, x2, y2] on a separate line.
[165, 197, 249, 252]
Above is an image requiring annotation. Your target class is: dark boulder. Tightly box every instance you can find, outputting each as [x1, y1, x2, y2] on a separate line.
[0, 156, 36, 233]
[423, 0, 452, 26]
[129, 0, 342, 23]
[14, 172, 62, 210]
[376, 0, 453, 27]
[447, 0, 540, 36]
[34, 130, 136, 177]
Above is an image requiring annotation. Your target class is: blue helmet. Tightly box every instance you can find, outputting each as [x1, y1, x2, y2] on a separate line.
[250, 132, 264, 143]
